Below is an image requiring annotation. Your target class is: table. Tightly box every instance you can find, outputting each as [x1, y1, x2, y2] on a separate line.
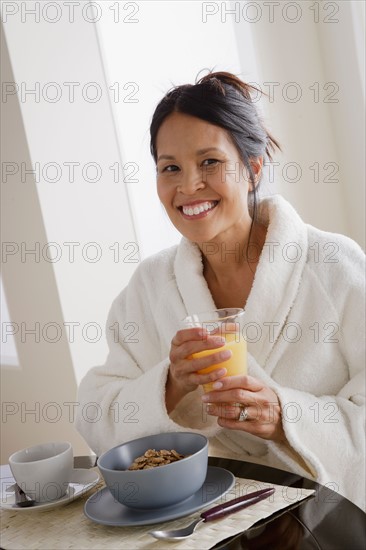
[209, 457, 365, 549]
[73, 455, 366, 550]
[2, 456, 365, 550]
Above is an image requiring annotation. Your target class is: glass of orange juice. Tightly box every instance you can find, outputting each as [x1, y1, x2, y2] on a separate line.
[182, 308, 247, 392]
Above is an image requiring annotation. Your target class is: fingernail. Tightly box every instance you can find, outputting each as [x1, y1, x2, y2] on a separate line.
[212, 381, 223, 389]
[212, 337, 225, 345]
[216, 369, 226, 377]
[201, 394, 210, 402]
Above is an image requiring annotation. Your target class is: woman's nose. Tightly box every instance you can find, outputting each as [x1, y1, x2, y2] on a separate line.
[177, 169, 206, 194]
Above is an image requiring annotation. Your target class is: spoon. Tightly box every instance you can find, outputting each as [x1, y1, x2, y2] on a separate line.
[14, 484, 35, 507]
[149, 487, 275, 540]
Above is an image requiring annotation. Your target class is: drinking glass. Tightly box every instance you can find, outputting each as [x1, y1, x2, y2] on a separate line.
[182, 308, 247, 393]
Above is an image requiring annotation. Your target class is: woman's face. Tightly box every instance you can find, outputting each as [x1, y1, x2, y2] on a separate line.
[156, 112, 261, 245]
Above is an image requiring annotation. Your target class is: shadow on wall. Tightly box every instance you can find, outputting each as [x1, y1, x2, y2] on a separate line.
[1, 23, 91, 462]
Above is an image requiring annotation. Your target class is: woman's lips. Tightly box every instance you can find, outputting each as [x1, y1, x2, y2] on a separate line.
[178, 200, 219, 219]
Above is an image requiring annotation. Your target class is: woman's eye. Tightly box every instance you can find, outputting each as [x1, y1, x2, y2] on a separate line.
[203, 158, 220, 166]
[162, 164, 179, 172]
[159, 159, 220, 173]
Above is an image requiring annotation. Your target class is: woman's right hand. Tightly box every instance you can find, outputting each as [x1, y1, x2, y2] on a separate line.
[165, 327, 231, 413]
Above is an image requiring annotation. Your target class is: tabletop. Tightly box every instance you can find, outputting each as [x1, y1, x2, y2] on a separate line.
[1, 455, 365, 550]
[205, 457, 365, 549]
[74, 455, 366, 550]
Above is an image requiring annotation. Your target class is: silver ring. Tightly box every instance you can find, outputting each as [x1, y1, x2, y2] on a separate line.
[238, 406, 249, 422]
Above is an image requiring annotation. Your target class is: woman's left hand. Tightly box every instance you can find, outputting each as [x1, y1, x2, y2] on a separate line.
[202, 374, 286, 444]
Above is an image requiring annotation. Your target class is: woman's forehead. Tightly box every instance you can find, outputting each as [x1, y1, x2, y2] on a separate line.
[156, 113, 234, 155]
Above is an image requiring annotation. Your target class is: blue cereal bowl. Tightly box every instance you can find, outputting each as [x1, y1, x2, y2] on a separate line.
[97, 432, 208, 509]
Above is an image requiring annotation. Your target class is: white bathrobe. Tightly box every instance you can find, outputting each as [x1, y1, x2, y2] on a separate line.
[76, 195, 365, 510]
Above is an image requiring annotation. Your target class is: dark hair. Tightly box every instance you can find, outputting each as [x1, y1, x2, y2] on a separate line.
[149, 70, 281, 256]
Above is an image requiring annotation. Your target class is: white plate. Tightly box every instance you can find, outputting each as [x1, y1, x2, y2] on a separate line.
[84, 466, 235, 526]
[0, 468, 100, 512]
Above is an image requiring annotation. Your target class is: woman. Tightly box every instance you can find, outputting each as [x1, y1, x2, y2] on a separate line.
[76, 71, 365, 510]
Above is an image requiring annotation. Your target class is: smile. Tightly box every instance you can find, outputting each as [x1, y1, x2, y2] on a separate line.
[178, 201, 219, 219]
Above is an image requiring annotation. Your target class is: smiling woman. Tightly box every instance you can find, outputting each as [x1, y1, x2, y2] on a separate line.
[76, 70, 365, 511]
[151, 74, 280, 253]
[155, 111, 267, 309]
[155, 113, 255, 245]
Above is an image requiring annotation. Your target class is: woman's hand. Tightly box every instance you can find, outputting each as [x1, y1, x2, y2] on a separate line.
[202, 374, 286, 443]
[165, 327, 231, 413]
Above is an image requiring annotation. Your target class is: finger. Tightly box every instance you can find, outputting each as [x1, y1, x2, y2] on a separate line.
[172, 333, 226, 354]
[172, 327, 208, 346]
[173, 327, 227, 345]
[217, 416, 267, 434]
[193, 347, 232, 369]
[207, 374, 264, 392]
[201, 387, 254, 404]
[206, 403, 262, 421]
[181, 346, 232, 376]
[189, 367, 227, 387]
[205, 402, 241, 419]
[170, 336, 227, 365]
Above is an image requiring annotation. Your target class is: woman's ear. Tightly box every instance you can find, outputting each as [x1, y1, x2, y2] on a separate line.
[248, 157, 264, 191]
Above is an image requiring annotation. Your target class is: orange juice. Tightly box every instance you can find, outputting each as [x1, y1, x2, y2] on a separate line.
[193, 333, 247, 393]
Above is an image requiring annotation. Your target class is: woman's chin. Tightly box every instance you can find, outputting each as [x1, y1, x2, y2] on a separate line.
[184, 232, 219, 246]
[167, 219, 215, 244]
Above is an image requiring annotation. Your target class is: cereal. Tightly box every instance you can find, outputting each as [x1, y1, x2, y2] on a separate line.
[127, 449, 187, 470]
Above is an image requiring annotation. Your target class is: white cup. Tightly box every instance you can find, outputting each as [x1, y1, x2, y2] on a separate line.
[9, 442, 73, 503]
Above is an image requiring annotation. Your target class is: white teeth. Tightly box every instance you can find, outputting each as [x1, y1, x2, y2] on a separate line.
[182, 201, 216, 216]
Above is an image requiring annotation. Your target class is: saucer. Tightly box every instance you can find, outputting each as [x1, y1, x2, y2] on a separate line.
[0, 469, 100, 512]
[84, 466, 235, 526]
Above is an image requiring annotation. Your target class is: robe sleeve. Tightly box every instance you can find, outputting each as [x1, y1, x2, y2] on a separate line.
[266, 263, 366, 511]
[75, 268, 219, 457]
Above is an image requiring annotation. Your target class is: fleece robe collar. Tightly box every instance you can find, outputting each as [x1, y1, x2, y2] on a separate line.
[174, 194, 308, 370]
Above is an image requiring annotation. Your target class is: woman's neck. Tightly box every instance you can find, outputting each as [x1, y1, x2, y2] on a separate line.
[199, 222, 267, 309]
[201, 222, 267, 280]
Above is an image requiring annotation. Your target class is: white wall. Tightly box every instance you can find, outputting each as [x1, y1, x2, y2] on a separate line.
[97, 0, 364, 253]
[1, 6, 137, 460]
[232, 0, 365, 247]
[2, 8, 137, 382]
[316, 0, 365, 247]
[96, 0, 254, 259]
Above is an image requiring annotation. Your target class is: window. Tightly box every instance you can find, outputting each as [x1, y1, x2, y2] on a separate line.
[0, 277, 20, 367]
[96, 1, 259, 258]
